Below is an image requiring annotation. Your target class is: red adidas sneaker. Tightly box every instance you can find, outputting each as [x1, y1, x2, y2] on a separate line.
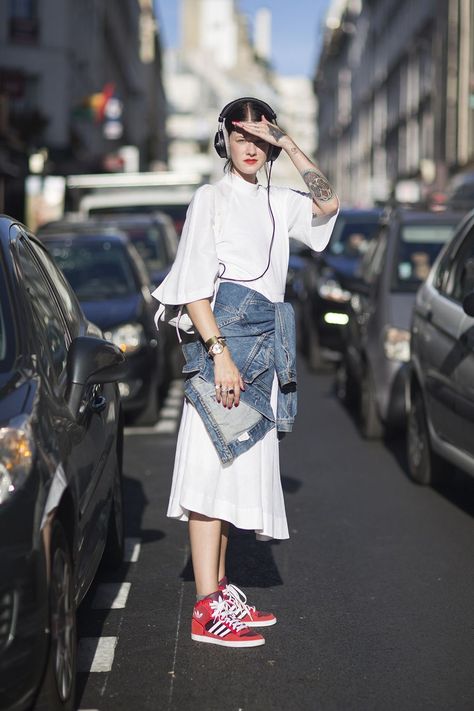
[191, 594, 265, 648]
[219, 579, 277, 627]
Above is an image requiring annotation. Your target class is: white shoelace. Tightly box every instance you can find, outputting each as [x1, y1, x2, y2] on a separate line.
[209, 596, 248, 632]
[222, 583, 257, 621]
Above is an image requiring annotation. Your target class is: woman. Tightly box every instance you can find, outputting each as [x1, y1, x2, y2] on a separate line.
[153, 97, 339, 648]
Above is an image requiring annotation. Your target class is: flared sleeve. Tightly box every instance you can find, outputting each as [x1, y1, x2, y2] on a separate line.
[151, 184, 220, 331]
[285, 188, 338, 252]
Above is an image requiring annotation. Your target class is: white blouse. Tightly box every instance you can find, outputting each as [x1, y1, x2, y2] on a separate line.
[152, 171, 337, 316]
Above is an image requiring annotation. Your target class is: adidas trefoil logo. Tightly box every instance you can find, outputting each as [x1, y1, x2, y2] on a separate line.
[194, 610, 203, 619]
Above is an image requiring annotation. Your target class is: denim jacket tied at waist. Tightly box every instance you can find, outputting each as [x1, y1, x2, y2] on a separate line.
[182, 282, 297, 464]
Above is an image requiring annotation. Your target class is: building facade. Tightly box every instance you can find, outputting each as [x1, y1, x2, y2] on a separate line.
[0, 0, 167, 216]
[315, 0, 474, 206]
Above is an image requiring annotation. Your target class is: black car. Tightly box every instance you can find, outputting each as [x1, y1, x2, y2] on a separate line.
[408, 209, 474, 484]
[90, 212, 179, 288]
[40, 227, 170, 424]
[298, 208, 383, 370]
[0, 215, 125, 710]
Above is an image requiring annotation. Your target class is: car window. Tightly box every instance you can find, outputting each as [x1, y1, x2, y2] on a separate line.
[46, 239, 139, 301]
[329, 216, 380, 258]
[17, 242, 69, 379]
[393, 223, 455, 292]
[0, 257, 16, 373]
[28, 239, 84, 336]
[445, 226, 474, 303]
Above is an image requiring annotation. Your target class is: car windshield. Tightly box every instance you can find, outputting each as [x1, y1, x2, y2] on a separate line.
[90, 205, 188, 235]
[394, 224, 455, 291]
[328, 216, 380, 258]
[0, 259, 16, 372]
[122, 226, 168, 272]
[47, 239, 138, 301]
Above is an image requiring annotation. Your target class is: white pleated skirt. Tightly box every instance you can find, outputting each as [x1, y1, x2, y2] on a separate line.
[167, 375, 289, 540]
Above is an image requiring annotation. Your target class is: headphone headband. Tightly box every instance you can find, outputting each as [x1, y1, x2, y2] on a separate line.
[217, 97, 278, 123]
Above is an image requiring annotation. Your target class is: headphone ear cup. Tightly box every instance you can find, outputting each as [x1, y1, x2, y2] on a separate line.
[267, 145, 282, 162]
[214, 130, 227, 159]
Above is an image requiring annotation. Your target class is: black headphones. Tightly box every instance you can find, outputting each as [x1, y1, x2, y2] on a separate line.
[213, 97, 282, 163]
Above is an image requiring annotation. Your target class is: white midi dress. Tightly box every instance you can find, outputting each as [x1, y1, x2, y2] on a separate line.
[152, 172, 337, 540]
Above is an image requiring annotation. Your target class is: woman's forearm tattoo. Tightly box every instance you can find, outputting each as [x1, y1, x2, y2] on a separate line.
[302, 169, 335, 202]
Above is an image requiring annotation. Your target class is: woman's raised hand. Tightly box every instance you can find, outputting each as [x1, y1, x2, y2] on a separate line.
[232, 115, 287, 147]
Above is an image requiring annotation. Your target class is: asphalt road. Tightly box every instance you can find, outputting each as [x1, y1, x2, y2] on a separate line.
[76, 362, 474, 711]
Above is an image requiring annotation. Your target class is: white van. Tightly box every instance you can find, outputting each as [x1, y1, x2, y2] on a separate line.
[66, 171, 204, 235]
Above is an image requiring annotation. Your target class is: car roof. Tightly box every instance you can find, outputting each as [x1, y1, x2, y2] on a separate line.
[338, 208, 384, 218]
[389, 209, 464, 224]
[39, 228, 129, 244]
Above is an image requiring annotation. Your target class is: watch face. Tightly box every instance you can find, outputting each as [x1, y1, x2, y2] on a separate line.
[211, 342, 224, 355]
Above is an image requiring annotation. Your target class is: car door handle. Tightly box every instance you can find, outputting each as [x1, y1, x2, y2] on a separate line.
[91, 395, 107, 413]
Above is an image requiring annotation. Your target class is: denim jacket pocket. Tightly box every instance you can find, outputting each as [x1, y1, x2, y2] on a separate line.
[181, 340, 205, 374]
[242, 334, 272, 383]
[214, 302, 242, 329]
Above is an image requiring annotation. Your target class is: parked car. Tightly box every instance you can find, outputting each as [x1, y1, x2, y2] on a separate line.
[39, 226, 170, 424]
[338, 207, 462, 438]
[0, 215, 125, 711]
[297, 208, 383, 369]
[408, 209, 474, 484]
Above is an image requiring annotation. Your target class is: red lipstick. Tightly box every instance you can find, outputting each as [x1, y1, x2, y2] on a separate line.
[244, 159, 257, 164]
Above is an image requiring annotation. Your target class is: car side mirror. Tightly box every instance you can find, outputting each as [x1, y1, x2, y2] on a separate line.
[462, 291, 474, 317]
[66, 336, 126, 415]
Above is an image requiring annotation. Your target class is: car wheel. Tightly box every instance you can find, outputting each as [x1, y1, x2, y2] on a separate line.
[304, 313, 326, 372]
[335, 357, 358, 409]
[102, 423, 125, 569]
[34, 521, 76, 711]
[360, 365, 384, 439]
[407, 386, 443, 485]
[170, 342, 185, 380]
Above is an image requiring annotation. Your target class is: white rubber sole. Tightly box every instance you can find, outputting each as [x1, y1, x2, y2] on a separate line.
[191, 633, 265, 647]
[245, 617, 277, 627]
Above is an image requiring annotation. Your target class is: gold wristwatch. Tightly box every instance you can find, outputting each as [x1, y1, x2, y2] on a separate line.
[205, 335, 227, 357]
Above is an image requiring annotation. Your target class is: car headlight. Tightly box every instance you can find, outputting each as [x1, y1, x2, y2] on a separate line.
[384, 327, 411, 362]
[318, 279, 351, 303]
[104, 323, 146, 354]
[0, 423, 34, 504]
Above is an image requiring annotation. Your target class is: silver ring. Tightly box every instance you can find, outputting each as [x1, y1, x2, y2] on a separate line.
[221, 386, 229, 393]
[228, 388, 235, 395]
[215, 384, 221, 390]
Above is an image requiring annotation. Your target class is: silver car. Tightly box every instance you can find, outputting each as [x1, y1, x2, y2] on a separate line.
[408, 209, 474, 484]
[339, 208, 461, 438]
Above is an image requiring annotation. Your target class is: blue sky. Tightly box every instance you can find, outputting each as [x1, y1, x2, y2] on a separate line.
[155, 1, 331, 77]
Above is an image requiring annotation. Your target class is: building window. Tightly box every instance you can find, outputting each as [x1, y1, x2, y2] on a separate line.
[9, 0, 39, 44]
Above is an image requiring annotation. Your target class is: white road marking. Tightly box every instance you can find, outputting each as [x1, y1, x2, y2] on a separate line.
[159, 406, 181, 418]
[77, 637, 118, 673]
[124, 537, 141, 562]
[91, 582, 131, 610]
